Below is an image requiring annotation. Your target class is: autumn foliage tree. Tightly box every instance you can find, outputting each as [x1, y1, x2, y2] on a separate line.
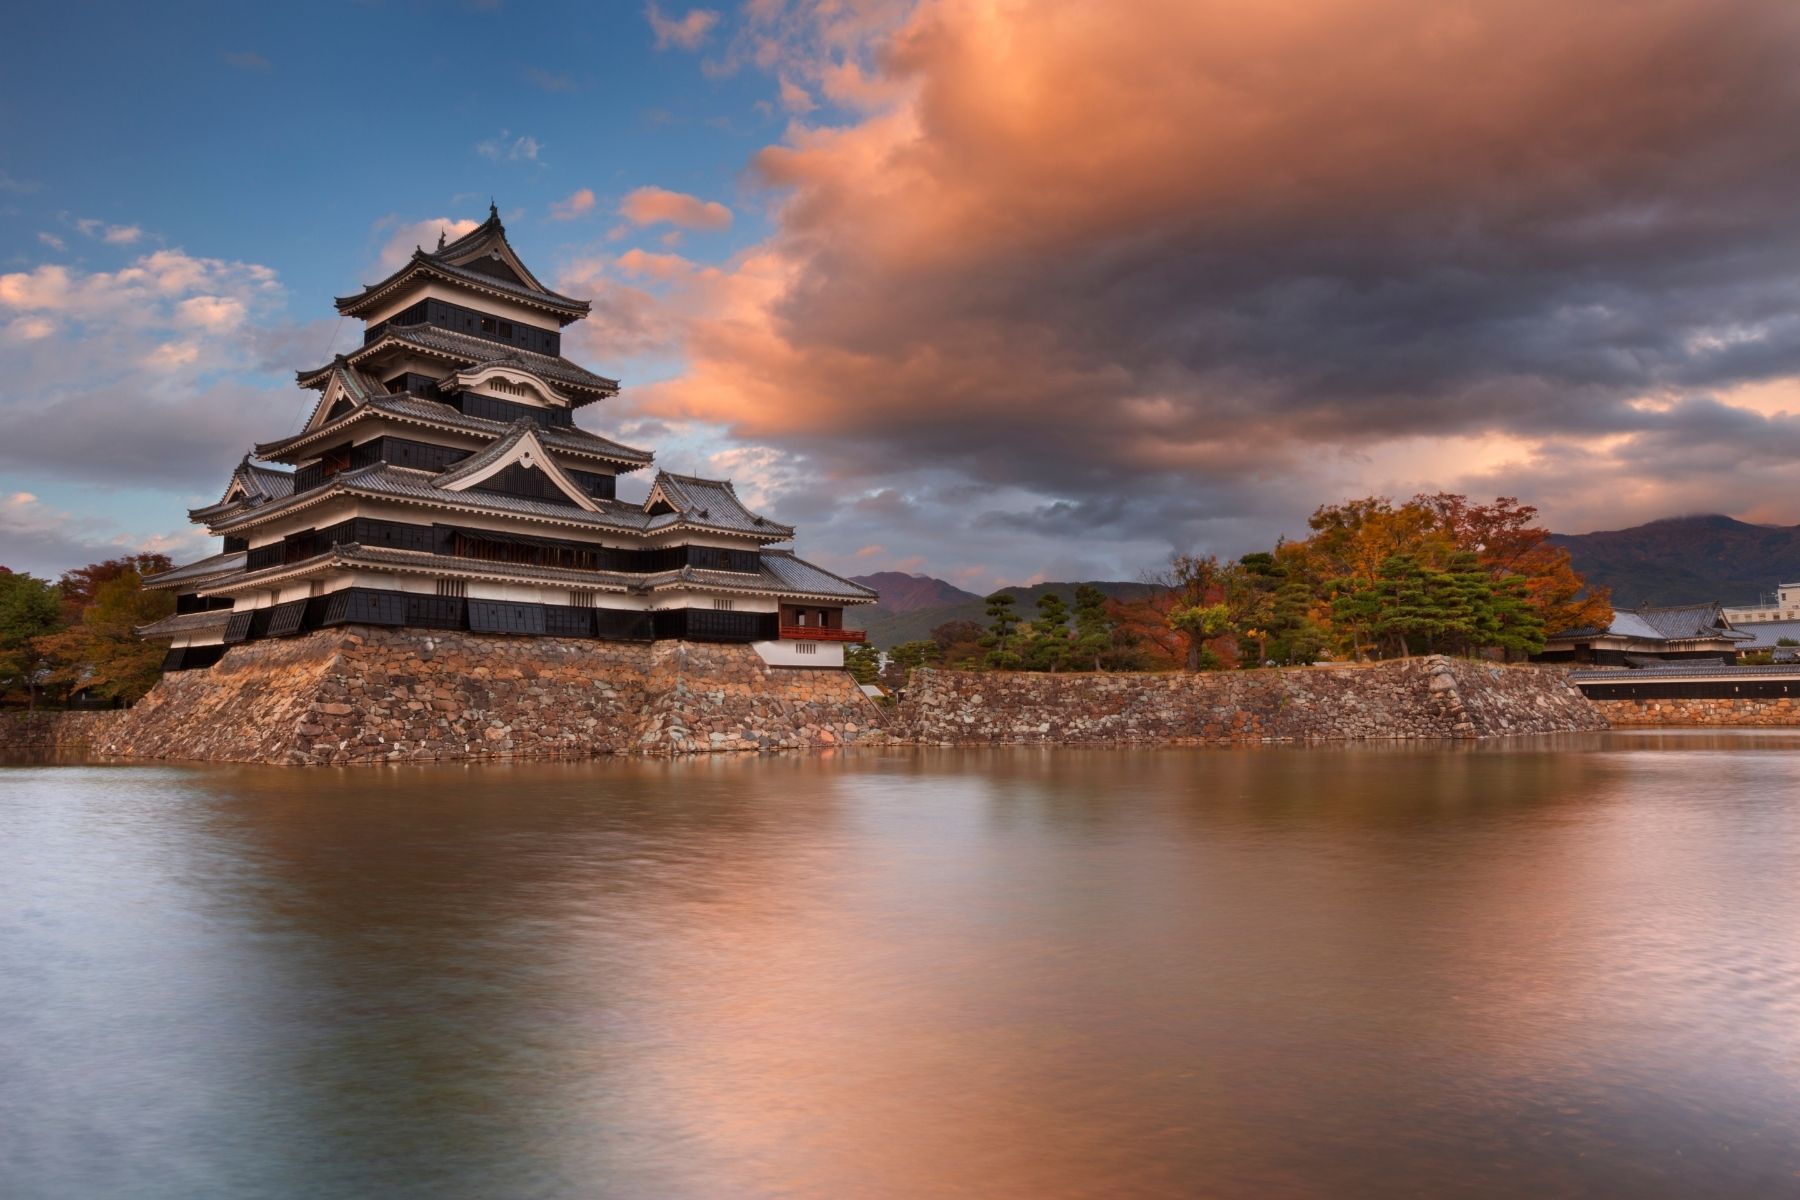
[35, 557, 174, 703]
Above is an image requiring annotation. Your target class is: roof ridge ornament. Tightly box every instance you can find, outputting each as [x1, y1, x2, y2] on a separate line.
[489, 199, 499, 221]
[437, 229, 447, 251]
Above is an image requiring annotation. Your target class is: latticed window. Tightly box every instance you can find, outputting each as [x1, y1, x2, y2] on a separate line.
[795, 642, 817, 654]
[713, 597, 734, 611]
[569, 590, 597, 608]
[436, 578, 467, 598]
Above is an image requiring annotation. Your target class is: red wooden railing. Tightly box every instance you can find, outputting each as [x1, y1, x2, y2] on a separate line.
[779, 624, 865, 642]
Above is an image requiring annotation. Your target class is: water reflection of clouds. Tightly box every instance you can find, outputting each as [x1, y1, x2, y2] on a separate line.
[8, 744, 1800, 1198]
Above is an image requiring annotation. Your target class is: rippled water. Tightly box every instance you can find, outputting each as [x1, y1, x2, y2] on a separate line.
[4, 732, 1800, 1199]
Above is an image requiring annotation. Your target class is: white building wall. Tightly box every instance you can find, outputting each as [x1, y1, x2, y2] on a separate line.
[753, 639, 846, 668]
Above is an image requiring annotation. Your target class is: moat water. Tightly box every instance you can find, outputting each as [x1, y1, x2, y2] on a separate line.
[3, 733, 1800, 1199]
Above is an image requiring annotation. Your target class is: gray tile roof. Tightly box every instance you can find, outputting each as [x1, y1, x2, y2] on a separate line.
[188, 457, 296, 522]
[335, 212, 591, 320]
[757, 550, 878, 600]
[142, 550, 246, 590]
[1731, 619, 1800, 651]
[207, 464, 792, 544]
[254, 393, 652, 467]
[1571, 663, 1800, 682]
[1553, 603, 1745, 644]
[297, 325, 618, 399]
[427, 420, 604, 503]
[1635, 603, 1735, 640]
[136, 609, 232, 639]
[214, 543, 877, 604]
[648, 471, 794, 537]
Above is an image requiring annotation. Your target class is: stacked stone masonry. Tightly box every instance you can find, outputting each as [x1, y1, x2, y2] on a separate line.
[46, 638, 1623, 767]
[91, 627, 886, 765]
[894, 656, 1608, 745]
[1588, 697, 1800, 726]
[0, 710, 120, 757]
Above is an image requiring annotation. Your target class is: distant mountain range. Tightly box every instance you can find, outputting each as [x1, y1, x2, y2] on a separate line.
[847, 574, 1160, 648]
[843, 514, 1800, 644]
[1552, 514, 1800, 609]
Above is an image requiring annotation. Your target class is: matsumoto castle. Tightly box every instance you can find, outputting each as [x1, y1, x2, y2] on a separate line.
[140, 206, 874, 668]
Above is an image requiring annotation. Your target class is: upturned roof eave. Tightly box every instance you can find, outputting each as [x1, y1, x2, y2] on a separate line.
[201, 466, 789, 543]
[296, 328, 619, 399]
[252, 397, 652, 470]
[333, 256, 590, 324]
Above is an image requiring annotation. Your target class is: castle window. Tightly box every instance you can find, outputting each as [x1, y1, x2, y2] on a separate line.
[795, 642, 817, 655]
[570, 590, 596, 608]
[713, 598, 734, 611]
[437, 578, 467, 598]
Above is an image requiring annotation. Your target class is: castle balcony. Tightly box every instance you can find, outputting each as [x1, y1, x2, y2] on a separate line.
[779, 624, 865, 643]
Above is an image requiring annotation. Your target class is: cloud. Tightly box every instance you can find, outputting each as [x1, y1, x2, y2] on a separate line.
[647, 3, 720, 51]
[72, 218, 146, 245]
[0, 491, 212, 578]
[778, 75, 816, 114]
[526, 66, 577, 93]
[371, 215, 480, 271]
[476, 131, 543, 163]
[0, 246, 287, 494]
[36, 232, 64, 251]
[615, 248, 695, 280]
[618, 185, 732, 230]
[603, 0, 1800, 582]
[223, 50, 270, 71]
[550, 187, 597, 220]
[0, 171, 41, 194]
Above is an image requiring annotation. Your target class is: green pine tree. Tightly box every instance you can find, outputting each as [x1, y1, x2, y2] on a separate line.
[980, 592, 1022, 670]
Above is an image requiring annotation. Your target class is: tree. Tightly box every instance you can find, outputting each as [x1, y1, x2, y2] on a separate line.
[55, 553, 172, 625]
[844, 643, 881, 685]
[881, 640, 939, 690]
[980, 593, 1022, 670]
[1026, 591, 1073, 672]
[1167, 601, 1233, 671]
[929, 619, 987, 668]
[1073, 584, 1113, 670]
[0, 571, 66, 708]
[35, 563, 174, 703]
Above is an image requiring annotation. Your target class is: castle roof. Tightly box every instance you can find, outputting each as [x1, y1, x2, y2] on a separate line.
[334, 206, 590, 324]
[201, 462, 794, 544]
[297, 324, 618, 403]
[256, 392, 650, 470]
[646, 471, 794, 537]
[181, 543, 876, 606]
[187, 456, 296, 523]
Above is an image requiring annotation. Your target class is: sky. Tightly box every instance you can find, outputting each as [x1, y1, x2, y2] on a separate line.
[6, 0, 1800, 591]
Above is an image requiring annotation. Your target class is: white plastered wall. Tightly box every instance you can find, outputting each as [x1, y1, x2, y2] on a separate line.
[753, 639, 846, 668]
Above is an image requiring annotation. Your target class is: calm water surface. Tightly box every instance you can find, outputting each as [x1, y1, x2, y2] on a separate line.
[4, 733, 1800, 1199]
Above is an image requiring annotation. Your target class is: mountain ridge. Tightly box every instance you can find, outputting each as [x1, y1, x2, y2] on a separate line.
[846, 576, 1159, 648]
[1551, 513, 1800, 608]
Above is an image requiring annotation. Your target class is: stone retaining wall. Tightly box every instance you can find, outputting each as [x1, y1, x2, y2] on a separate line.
[93, 627, 886, 765]
[896, 656, 1607, 745]
[19, 641, 1614, 768]
[0, 710, 123, 757]
[1589, 696, 1800, 727]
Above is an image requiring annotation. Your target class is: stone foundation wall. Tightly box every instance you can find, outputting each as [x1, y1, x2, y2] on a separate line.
[93, 627, 887, 765]
[42, 641, 1611, 768]
[1589, 697, 1800, 727]
[896, 656, 1607, 745]
[0, 710, 123, 757]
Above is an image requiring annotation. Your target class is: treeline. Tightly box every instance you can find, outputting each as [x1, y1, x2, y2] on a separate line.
[851, 493, 1611, 684]
[0, 555, 173, 707]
